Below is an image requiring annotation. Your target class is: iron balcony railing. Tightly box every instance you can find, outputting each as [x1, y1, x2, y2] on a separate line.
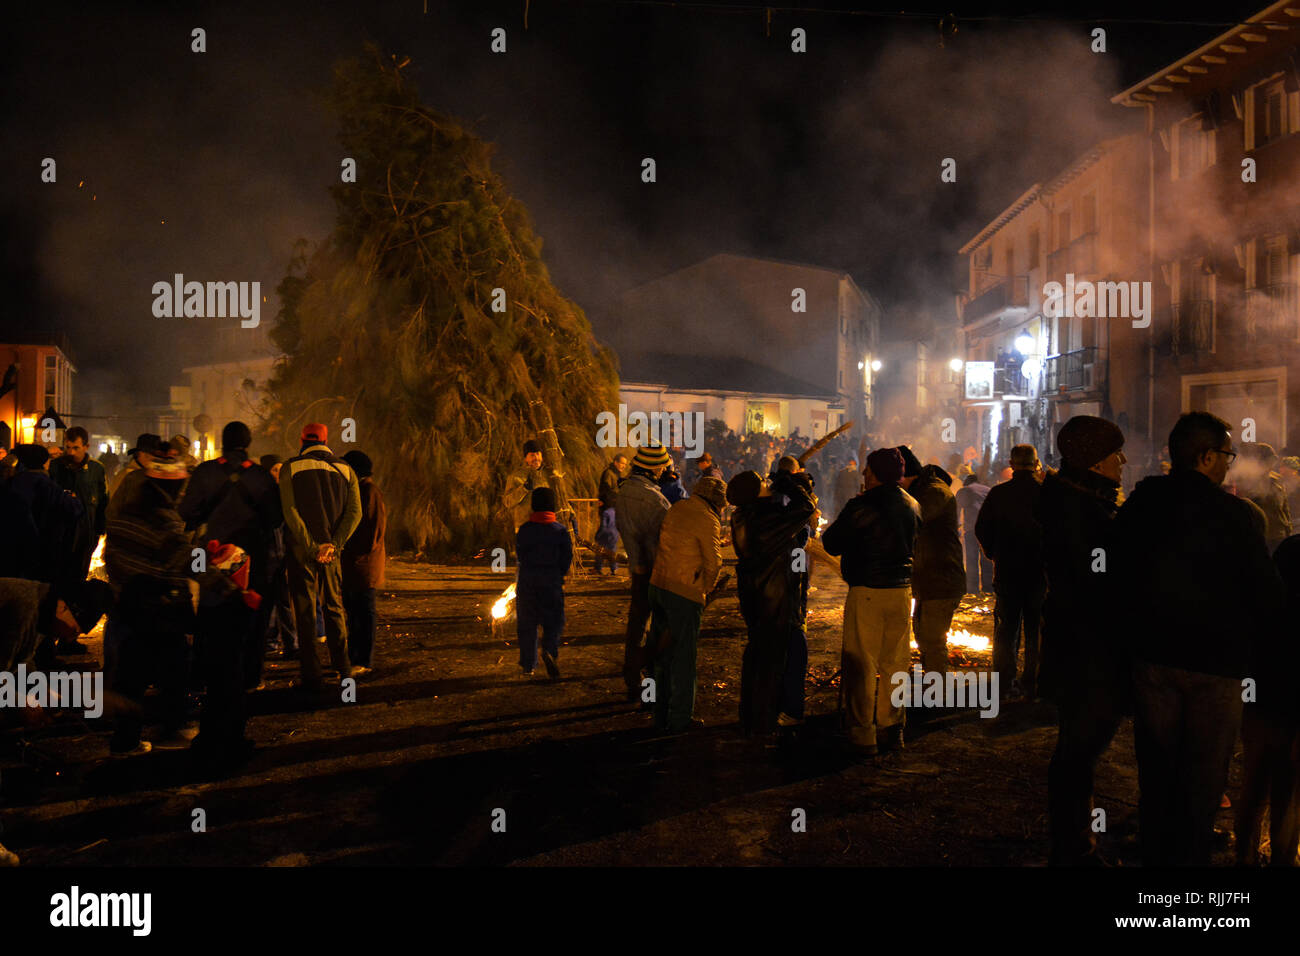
[1045, 346, 1102, 393]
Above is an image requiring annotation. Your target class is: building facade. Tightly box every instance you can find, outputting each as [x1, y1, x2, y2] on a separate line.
[0, 334, 75, 448]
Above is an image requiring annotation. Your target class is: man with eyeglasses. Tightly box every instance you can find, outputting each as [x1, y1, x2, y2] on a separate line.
[1113, 411, 1284, 865]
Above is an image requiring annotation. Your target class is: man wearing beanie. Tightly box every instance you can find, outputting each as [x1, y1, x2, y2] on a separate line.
[976, 443, 1047, 699]
[1112, 412, 1283, 865]
[647, 475, 727, 731]
[515, 486, 572, 679]
[280, 423, 363, 694]
[503, 438, 551, 536]
[899, 445, 967, 683]
[1036, 414, 1127, 863]
[341, 450, 386, 674]
[822, 447, 921, 755]
[615, 443, 672, 697]
[179, 420, 284, 693]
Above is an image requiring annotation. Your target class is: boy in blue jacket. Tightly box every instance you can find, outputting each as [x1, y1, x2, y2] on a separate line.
[516, 487, 572, 680]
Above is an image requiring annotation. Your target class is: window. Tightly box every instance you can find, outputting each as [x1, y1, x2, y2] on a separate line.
[43, 355, 57, 411]
[1173, 114, 1215, 179]
[1247, 76, 1300, 149]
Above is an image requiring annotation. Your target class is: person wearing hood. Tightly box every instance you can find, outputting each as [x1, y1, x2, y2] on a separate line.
[899, 445, 966, 679]
[615, 444, 672, 697]
[647, 475, 728, 733]
[658, 457, 689, 504]
[279, 424, 363, 695]
[729, 462, 818, 735]
[1036, 416, 1127, 864]
[976, 443, 1047, 699]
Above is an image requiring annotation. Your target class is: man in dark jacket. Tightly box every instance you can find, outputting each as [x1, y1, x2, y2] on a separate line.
[341, 450, 385, 673]
[179, 421, 283, 691]
[49, 425, 108, 583]
[515, 486, 573, 680]
[900, 447, 965, 677]
[1113, 411, 1284, 866]
[594, 454, 628, 575]
[280, 424, 362, 694]
[822, 448, 921, 755]
[615, 444, 672, 697]
[729, 466, 817, 735]
[1037, 416, 1126, 864]
[976, 443, 1046, 698]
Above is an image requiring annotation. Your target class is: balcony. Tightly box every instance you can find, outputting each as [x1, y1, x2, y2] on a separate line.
[1045, 346, 1102, 394]
[963, 274, 1029, 326]
[1244, 283, 1299, 343]
[1171, 299, 1215, 355]
[1045, 232, 1099, 282]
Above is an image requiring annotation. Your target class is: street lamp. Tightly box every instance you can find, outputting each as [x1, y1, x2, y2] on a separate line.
[871, 359, 882, 372]
[1014, 331, 1034, 355]
[949, 357, 963, 372]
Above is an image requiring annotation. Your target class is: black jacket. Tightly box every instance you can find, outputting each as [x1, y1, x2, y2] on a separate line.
[1256, 534, 1300, 721]
[822, 482, 920, 589]
[909, 465, 966, 600]
[179, 453, 283, 583]
[1112, 469, 1284, 679]
[515, 517, 573, 591]
[975, 470, 1045, 590]
[1035, 465, 1122, 700]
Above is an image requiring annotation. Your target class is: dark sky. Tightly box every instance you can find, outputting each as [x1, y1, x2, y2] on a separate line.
[0, 0, 1235, 410]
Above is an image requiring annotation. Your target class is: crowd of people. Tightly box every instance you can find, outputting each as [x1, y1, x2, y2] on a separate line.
[0, 421, 388, 812]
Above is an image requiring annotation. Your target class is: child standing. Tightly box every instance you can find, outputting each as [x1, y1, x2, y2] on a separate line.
[515, 487, 572, 679]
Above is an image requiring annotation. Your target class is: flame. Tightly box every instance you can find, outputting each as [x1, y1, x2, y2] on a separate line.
[491, 582, 516, 620]
[89, 537, 105, 575]
[946, 628, 991, 652]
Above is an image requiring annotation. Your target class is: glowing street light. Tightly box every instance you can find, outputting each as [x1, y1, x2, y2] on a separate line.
[1014, 331, 1035, 355]
[949, 357, 964, 372]
[870, 359, 882, 372]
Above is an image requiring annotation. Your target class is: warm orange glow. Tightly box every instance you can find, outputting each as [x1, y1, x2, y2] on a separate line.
[491, 583, 516, 620]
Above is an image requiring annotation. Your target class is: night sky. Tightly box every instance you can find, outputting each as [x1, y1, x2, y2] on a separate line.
[0, 1, 1233, 411]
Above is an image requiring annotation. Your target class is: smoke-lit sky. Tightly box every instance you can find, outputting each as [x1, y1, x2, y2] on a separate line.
[0, 1, 1230, 410]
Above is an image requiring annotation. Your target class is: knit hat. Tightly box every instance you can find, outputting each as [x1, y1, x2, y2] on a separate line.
[301, 423, 328, 445]
[1282, 456, 1300, 473]
[259, 453, 282, 470]
[692, 475, 728, 514]
[633, 443, 671, 470]
[531, 486, 557, 512]
[143, 450, 189, 480]
[725, 470, 763, 508]
[13, 443, 49, 470]
[1056, 415, 1124, 470]
[221, 420, 252, 451]
[522, 439, 542, 455]
[342, 450, 373, 478]
[866, 447, 905, 484]
[896, 445, 923, 477]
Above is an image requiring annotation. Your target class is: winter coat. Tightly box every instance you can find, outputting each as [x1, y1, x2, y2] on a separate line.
[0, 466, 84, 585]
[504, 465, 550, 531]
[49, 454, 107, 537]
[732, 469, 816, 732]
[615, 472, 671, 574]
[516, 514, 574, 592]
[821, 483, 920, 590]
[832, 466, 862, 518]
[343, 477, 387, 591]
[909, 465, 967, 600]
[597, 464, 621, 510]
[279, 444, 362, 564]
[650, 495, 723, 606]
[955, 481, 989, 536]
[975, 470, 1046, 590]
[1035, 465, 1123, 701]
[178, 453, 283, 587]
[659, 471, 688, 504]
[1112, 468, 1284, 680]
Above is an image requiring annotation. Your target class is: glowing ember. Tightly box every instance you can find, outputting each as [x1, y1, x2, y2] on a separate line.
[89, 537, 106, 576]
[946, 628, 991, 653]
[491, 582, 516, 620]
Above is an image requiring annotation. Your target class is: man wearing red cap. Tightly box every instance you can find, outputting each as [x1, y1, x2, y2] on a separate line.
[280, 424, 362, 694]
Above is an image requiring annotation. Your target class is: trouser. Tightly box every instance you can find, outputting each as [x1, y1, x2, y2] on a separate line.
[1047, 676, 1123, 864]
[781, 625, 808, 721]
[1133, 659, 1242, 866]
[993, 581, 1044, 695]
[286, 555, 350, 688]
[1235, 705, 1300, 866]
[963, 535, 992, 593]
[912, 595, 960, 676]
[648, 585, 702, 732]
[107, 614, 190, 750]
[516, 584, 564, 672]
[194, 601, 249, 758]
[344, 587, 377, 667]
[841, 586, 912, 747]
[264, 564, 298, 654]
[594, 507, 619, 574]
[623, 570, 653, 692]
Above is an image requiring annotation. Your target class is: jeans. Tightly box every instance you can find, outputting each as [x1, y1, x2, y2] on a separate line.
[841, 586, 912, 747]
[1133, 659, 1242, 866]
[286, 554, 351, 688]
[912, 596, 960, 676]
[993, 581, 1044, 695]
[516, 583, 564, 672]
[963, 533, 992, 593]
[648, 585, 702, 731]
[344, 587, 377, 668]
[1047, 668, 1123, 864]
[594, 507, 619, 574]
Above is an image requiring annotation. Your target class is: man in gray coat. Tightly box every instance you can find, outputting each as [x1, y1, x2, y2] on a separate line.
[615, 444, 671, 698]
